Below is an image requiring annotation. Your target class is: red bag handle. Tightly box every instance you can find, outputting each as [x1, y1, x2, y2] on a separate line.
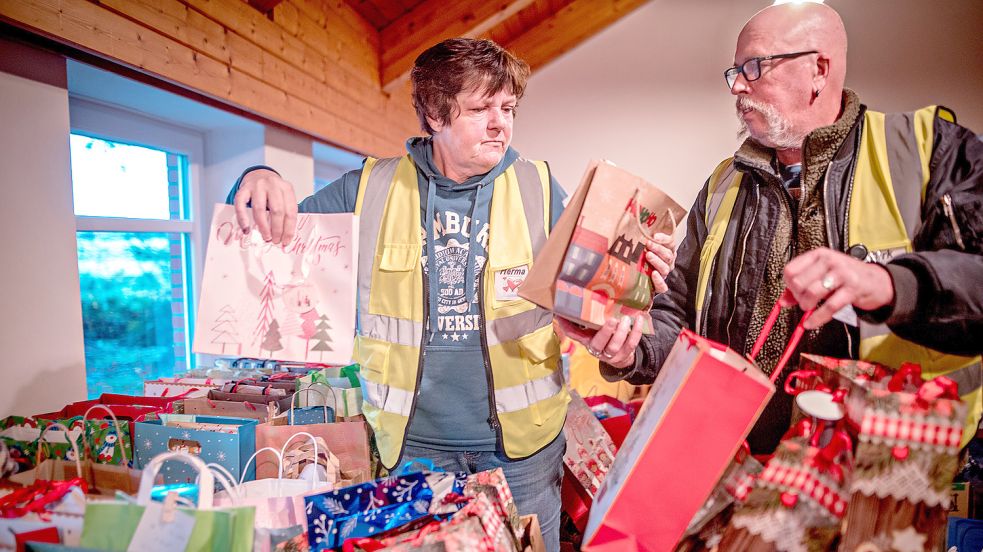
[749, 299, 815, 383]
[161, 387, 199, 398]
[784, 369, 821, 396]
[811, 429, 853, 484]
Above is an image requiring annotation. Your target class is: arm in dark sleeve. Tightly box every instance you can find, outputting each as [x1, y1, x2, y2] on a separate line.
[298, 169, 362, 214]
[600, 182, 711, 384]
[859, 116, 983, 355]
[225, 164, 365, 214]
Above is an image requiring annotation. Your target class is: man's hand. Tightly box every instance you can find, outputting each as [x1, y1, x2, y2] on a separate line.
[233, 169, 299, 245]
[646, 233, 676, 294]
[555, 313, 647, 369]
[781, 247, 895, 329]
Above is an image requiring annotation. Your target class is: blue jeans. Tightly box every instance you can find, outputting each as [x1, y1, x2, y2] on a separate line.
[399, 433, 565, 552]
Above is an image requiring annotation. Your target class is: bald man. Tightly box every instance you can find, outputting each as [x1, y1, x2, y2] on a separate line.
[559, 2, 983, 453]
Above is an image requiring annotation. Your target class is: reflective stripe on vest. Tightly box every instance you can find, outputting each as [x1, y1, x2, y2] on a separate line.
[696, 106, 981, 447]
[694, 158, 742, 334]
[352, 154, 568, 468]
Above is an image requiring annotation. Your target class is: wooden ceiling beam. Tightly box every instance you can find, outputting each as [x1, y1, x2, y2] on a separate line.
[380, 0, 536, 93]
[498, 0, 648, 72]
[248, 0, 285, 15]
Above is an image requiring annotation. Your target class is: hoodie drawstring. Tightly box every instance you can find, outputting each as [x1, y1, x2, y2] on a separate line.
[464, 182, 493, 311]
[425, 176, 439, 341]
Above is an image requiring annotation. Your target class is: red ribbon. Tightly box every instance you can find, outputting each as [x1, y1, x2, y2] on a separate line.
[887, 362, 925, 392]
[809, 430, 852, 485]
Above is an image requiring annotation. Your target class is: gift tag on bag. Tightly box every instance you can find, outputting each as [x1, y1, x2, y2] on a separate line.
[127, 492, 195, 552]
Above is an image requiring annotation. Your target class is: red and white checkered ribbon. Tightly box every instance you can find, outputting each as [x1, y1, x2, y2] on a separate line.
[454, 493, 505, 552]
[860, 409, 962, 449]
[760, 462, 848, 518]
[725, 473, 756, 502]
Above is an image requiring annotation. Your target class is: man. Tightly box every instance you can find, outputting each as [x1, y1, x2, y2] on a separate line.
[560, 2, 983, 454]
[230, 38, 676, 549]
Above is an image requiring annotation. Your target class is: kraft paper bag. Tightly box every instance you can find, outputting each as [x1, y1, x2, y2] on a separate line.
[519, 161, 685, 334]
[193, 204, 358, 364]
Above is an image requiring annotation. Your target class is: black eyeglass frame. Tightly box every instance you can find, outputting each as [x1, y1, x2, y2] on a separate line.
[724, 50, 819, 88]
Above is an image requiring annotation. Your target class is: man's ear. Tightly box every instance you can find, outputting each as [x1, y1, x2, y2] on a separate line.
[814, 53, 831, 94]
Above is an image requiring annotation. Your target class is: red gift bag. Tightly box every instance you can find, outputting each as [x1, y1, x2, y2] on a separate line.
[582, 302, 812, 552]
[584, 395, 634, 448]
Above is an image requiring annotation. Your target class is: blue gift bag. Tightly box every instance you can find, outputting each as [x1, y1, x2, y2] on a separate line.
[289, 388, 335, 425]
[304, 471, 465, 550]
[133, 414, 257, 485]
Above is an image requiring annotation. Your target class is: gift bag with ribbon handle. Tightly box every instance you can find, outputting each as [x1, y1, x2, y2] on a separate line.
[519, 161, 686, 334]
[582, 300, 812, 552]
[837, 364, 967, 552]
[716, 422, 854, 552]
[181, 389, 292, 422]
[296, 364, 364, 419]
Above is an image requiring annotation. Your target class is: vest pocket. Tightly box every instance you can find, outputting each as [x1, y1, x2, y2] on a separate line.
[353, 336, 391, 385]
[370, 244, 422, 318]
[516, 326, 563, 426]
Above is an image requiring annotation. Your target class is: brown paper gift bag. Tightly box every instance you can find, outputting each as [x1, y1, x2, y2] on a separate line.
[8, 418, 144, 498]
[255, 420, 372, 484]
[182, 390, 294, 422]
[518, 161, 685, 333]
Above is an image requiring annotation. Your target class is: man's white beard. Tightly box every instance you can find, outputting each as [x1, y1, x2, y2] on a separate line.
[736, 97, 806, 150]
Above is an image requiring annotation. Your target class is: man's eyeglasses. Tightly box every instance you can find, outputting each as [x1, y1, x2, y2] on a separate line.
[724, 50, 818, 89]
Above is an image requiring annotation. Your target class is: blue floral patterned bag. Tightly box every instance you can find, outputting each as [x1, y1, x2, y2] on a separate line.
[304, 471, 465, 551]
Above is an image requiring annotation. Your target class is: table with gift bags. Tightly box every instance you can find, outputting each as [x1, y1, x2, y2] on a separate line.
[1, 360, 550, 551]
[556, 300, 981, 552]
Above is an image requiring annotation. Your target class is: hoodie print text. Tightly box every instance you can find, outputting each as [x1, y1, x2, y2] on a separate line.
[422, 209, 489, 344]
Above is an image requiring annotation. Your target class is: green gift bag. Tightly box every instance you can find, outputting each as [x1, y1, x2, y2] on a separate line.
[296, 364, 363, 418]
[79, 451, 255, 552]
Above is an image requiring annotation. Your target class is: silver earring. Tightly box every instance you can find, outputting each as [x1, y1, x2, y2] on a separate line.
[815, 89, 821, 98]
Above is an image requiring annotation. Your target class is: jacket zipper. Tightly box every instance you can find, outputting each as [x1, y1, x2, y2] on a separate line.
[942, 194, 967, 250]
[699, 256, 716, 337]
[476, 269, 505, 454]
[821, 170, 836, 250]
[726, 181, 759, 344]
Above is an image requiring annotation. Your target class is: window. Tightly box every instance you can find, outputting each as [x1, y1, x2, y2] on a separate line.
[70, 99, 203, 397]
[313, 142, 363, 193]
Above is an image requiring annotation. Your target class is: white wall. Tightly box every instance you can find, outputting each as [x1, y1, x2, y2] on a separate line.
[513, 0, 983, 210]
[0, 69, 88, 416]
[265, 126, 315, 200]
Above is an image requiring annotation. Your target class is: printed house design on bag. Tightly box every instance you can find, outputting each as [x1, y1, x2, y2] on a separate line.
[556, 224, 653, 324]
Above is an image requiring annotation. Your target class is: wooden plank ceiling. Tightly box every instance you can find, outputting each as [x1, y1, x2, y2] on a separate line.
[358, 0, 649, 92]
[0, 0, 646, 156]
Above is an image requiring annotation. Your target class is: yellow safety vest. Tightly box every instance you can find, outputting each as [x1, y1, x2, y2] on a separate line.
[352, 155, 570, 468]
[697, 106, 982, 447]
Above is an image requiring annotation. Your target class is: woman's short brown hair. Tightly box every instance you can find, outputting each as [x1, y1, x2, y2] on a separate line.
[411, 38, 530, 135]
